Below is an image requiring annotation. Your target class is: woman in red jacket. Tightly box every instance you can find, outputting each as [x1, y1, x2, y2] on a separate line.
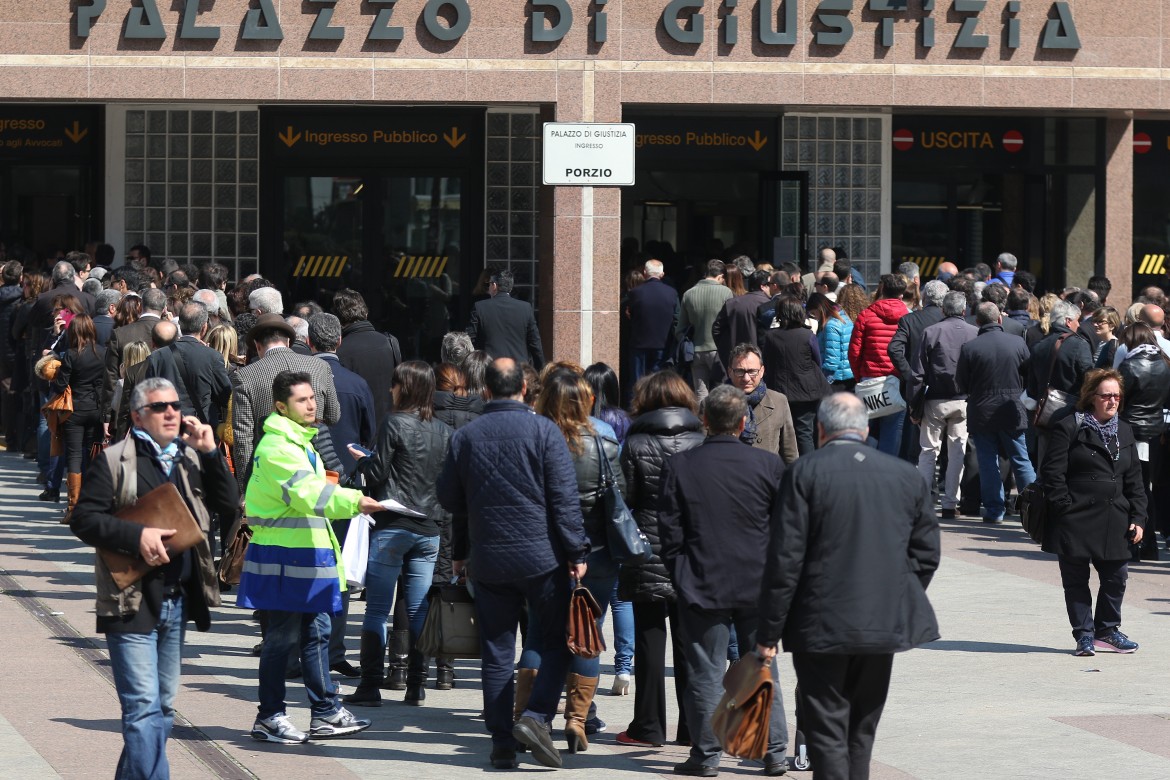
[848, 274, 910, 455]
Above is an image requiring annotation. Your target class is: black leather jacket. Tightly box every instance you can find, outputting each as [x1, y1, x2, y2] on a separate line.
[1118, 351, 1170, 441]
[572, 426, 624, 547]
[617, 407, 705, 603]
[357, 411, 453, 535]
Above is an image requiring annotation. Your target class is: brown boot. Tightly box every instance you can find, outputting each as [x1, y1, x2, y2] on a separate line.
[62, 472, 82, 524]
[563, 674, 598, 753]
[514, 667, 538, 723]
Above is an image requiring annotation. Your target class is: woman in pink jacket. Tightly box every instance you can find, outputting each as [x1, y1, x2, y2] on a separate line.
[848, 274, 910, 455]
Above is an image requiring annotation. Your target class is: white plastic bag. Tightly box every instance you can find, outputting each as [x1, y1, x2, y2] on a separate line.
[341, 514, 374, 589]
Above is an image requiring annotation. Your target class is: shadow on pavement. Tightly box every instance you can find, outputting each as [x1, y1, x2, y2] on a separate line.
[920, 639, 1065, 654]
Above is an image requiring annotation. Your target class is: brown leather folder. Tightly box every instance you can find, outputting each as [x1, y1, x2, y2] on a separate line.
[100, 482, 204, 590]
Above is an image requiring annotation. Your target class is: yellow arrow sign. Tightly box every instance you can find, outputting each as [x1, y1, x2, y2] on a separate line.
[64, 121, 89, 144]
[747, 130, 768, 152]
[278, 126, 302, 148]
[443, 127, 467, 149]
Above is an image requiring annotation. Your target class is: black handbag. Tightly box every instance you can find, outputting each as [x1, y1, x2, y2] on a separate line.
[595, 434, 652, 565]
[1018, 482, 1047, 544]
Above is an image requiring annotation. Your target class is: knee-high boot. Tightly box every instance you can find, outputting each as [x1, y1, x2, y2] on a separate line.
[382, 629, 410, 691]
[343, 630, 385, 707]
[564, 674, 599, 754]
[514, 668, 538, 722]
[404, 648, 427, 705]
[61, 472, 82, 524]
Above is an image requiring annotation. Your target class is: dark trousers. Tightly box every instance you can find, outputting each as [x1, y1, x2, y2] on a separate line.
[791, 652, 894, 780]
[627, 600, 689, 745]
[62, 407, 102, 473]
[789, 400, 819, 457]
[677, 604, 787, 768]
[473, 568, 572, 748]
[1057, 556, 1128, 639]
[631, 348, 666, 386]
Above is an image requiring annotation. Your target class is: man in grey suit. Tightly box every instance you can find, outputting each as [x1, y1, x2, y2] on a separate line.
[231, 314, 340, 493]
[727, 343, 798, 465]
[466, 269, 545, 368]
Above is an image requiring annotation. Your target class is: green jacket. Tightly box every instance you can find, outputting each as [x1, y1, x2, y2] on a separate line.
[237, 412, 365, 613]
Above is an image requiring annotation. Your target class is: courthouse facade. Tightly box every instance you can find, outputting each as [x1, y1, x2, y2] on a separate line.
[0, 0, 1161, 364]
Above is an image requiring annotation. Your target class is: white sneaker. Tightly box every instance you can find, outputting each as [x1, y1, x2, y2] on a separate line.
[251, 713, 308, 744]
[309, 707, 372, 739]
[610, 673, 631, 696]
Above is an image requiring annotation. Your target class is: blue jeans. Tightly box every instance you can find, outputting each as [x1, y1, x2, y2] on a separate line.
[362, 528, 440, 641]
[631, 349, 666, 386]
[258, 610, 337, 719]
[970, 430, 1035, 520]
[870, 411, 905, 457]
[610, 579, 634, 676]
[520, 548, 618, 678]
[106, 593, 185, 780]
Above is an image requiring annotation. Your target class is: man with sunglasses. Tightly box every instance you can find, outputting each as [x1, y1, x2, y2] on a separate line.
[71, 378, 238, 780]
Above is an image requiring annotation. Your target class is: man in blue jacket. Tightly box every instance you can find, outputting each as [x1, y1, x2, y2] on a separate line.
[438, 357, 590, 771]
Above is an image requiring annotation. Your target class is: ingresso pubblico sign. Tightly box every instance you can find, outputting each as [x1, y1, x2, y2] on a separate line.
[73, 0, 1080, 52]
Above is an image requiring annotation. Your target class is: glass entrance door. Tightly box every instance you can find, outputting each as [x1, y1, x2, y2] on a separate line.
[379, 176, 462, 359]
[278, 173, 463, 361]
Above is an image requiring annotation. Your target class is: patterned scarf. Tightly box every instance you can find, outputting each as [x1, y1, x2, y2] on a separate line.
[131, 427, 184, 477]
[1079, 411, 1120, 462]
[740, 383, 768, 445]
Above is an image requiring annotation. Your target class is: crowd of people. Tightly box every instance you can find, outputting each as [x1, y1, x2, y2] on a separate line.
[0, 240, 1158, 779]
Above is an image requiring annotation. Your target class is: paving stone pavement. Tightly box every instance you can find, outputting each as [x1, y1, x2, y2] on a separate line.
[1, 448, 1168, 779]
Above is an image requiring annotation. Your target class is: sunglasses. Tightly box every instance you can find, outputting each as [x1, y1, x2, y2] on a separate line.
[138, 401, 182, 413]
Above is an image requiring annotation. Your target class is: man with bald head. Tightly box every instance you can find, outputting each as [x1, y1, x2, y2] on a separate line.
[1138, 304, 1170, 357]
[143, 319, 196, 418]
[936, 261, 960, 283]
[438, 357, 589, 770]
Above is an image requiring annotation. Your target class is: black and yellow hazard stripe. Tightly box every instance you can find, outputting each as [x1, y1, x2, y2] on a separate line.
[292, 256, 349, 278]
[900, 256, 946, 278]
[1137, 254, 1167, 276]
[392, 255, 450, 279]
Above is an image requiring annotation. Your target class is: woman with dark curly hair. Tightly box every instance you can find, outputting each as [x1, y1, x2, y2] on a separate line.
[1040, 368, 1147, 656]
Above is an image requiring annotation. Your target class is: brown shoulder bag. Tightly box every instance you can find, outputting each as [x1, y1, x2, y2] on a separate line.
[711, 652, 774, 760]
[566, 581, 605, 659]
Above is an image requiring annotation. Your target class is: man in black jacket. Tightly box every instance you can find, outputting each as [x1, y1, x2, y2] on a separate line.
[145, 303, 231, 426]
[658, 384, 789, 777]
[626, 259, 680, 383]
[712, 269, 770, 368]
[756, 392, 940, 780]
[333, 288, 401, 429]
[1024, 299, 1093, 464]
[957, 303, 1036, 523]
[887, 279, 947, 462]
[465, 268, 545, 369]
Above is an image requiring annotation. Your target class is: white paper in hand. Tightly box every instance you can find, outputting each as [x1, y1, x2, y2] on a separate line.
[341, 513, 373, 588]
[379, 498, 427, 518]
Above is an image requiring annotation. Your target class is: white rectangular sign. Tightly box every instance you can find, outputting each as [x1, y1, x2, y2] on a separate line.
[542, 122, 635, 187]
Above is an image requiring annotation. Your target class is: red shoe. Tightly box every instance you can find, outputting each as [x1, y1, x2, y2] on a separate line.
[616, 731, 664, 747]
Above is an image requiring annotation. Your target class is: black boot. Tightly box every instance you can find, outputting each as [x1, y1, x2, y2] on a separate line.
[344, 630, 385, 707]
[382, 629, 409, 691]
[38, 487, 60, 502]
[435, 656, 455, 690]
[405, 648, 427, 705]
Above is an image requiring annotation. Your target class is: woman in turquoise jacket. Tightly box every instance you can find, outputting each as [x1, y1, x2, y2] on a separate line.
[808, 293, 855, 390]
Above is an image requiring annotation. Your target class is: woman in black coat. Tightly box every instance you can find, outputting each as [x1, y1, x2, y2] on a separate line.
[615, 371, 705, 748]
[758, 294, 831, 455]
[1040, 368, 1147, 657]
[50, 312, 106, 515]
[1115, 323, 1170, 561]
